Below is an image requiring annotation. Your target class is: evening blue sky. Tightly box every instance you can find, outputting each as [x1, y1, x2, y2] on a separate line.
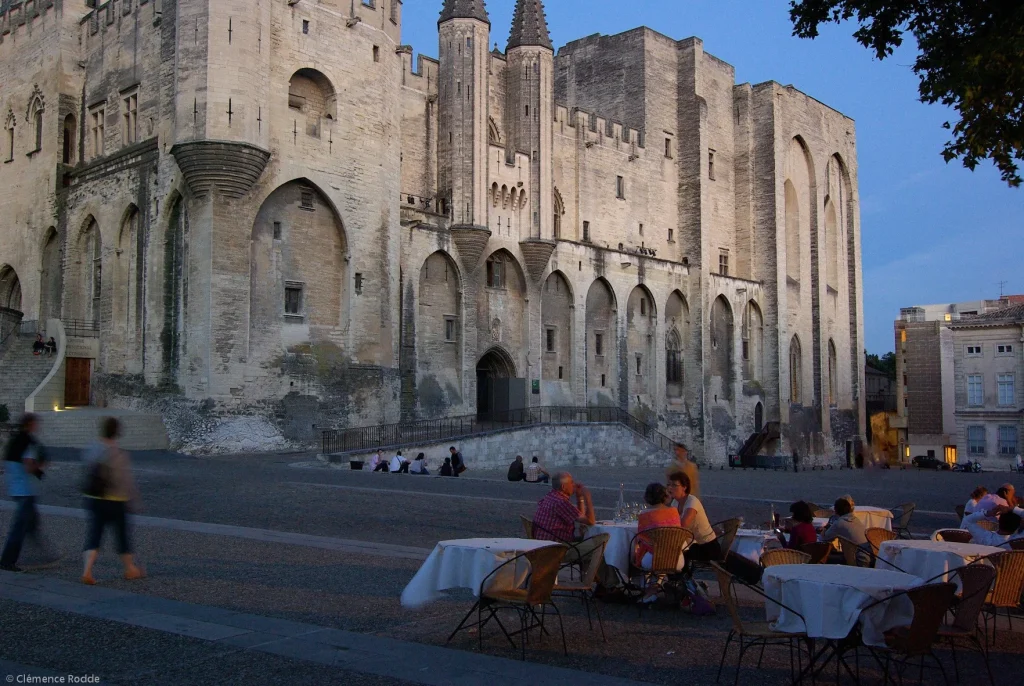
[401, 0, 1024, 355]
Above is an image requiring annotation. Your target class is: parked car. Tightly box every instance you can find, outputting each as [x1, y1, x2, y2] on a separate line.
[912, 455, 951, 471]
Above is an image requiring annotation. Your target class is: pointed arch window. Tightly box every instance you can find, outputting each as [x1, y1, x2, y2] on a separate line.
[789, 335, 802, 404]
[666, 328, 683, 389]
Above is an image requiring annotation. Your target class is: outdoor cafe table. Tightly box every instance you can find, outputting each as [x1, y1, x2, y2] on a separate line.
[813, 506, 894, 532]
[400, 538, 560, 609]
[877, 539, 1002, 588]
[763, 565, 922, 647]
[588, 521, 771, 573]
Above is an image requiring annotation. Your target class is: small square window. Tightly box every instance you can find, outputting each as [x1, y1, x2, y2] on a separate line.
[635, 355, 642, 375]
[967, 425, 986, 455]
[718, 251, 729, 277]
[302, 19, 310, 34]
[997, 344, 1014, 355]
[966, 345, 983, 357]
[668, 228, 674, 243]
[664, 137, 672, 158]
[582, 221, 591, 242]
[300, 189, 315, 211]
[444, 317, 457, 342]
[708, 149, 716, 180]
[639, 223, 644, 236]
[122, 91, 138, 145]
[601, 374, 606, 387]
[639, 298, 647, 316]
[273, 221, 282, 239]
[373, 46, 380, 62]
[594, 333, 604, 356]
[616, 176, 625, 199]
[545, 327, 556, 353]
[284, 282, 304, 317]
[742, 340, 749, 361]
[354, 273, 364, 295]
[486, 256, 505, 289]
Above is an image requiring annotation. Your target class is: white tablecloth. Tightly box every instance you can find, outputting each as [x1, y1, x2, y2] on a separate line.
[877, 540, 1001, 587]
[763, 565, 922, 647]
[588, 521, 638, 573]
[400, 538, 559, 609]
[732, 529, 779, 563]
[814, 507, 894, 533]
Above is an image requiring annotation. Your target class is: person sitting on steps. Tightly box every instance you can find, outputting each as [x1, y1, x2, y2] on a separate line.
[389, 451, 410, 474]
[507, 455, 525, 482]
[525, 456, 550, 484]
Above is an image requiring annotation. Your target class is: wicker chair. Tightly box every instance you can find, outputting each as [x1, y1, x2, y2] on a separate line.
[865, 527, 899, 566]
[629, 527, 693, 588]
[1007, 539, 1024, 551]
[863, 583, 957, 686]
[976, 519, 998, 532]
[800, 541, 832, 564]
[759, 548, 810, 568]
[519, 515, 534, 539]
[934, 529, 973, 544]
[711, 562, 810, 686]
[713, 517, 743, 556]
[837, 536, 872, 567]
[474, 543, 569, 660]
[980, 550, 1024, 645]
[937, 565, 997, 685]
[553, 533, 610, 641]
[955, 504, 966, 522]
[891, 502, 916, 539]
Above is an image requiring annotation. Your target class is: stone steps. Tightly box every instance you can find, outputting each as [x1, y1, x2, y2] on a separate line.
[0, 333, 55, 415]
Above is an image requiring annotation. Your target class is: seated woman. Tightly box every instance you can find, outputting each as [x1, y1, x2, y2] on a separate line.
[667, 472, 721, 562]
[439, 457, 454, 477]
[32, 334, 45, 355]
[961, 486, 988, 527]
[45, 337, 57, 355]
[782, 501, 818, 549]
[635, 483, 683, 571]
[409, 452, 429, 475]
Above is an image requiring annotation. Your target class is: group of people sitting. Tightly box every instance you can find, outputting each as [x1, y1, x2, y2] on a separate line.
[366, 446, 467, 477]
[31, 334, 57, 356]
[506, 455, 550, 484]
[780, 495, 871, 565]
[960, 482, 1024, 546]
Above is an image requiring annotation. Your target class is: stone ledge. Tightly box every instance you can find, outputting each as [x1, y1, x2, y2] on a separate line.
[170, 140, 271, 200]
[449, 224, 491, 270]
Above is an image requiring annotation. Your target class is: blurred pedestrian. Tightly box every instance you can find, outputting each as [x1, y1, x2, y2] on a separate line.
[1, 414, 58, 572]
[665, 443, 700, 497]
[81, 417, 143, 584]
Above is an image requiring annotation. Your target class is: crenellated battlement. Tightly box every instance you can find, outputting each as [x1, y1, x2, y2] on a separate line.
[399, 46, 439, 95]
[0, 0, 57, 44]
[554, 103, 646, 153]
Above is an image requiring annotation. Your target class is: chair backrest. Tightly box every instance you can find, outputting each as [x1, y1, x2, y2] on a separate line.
[760, 548, 811, 567]
[520, 515, 534, 539]
[523, 544, 570, 605]
[955, 505, 965, 521]
[711, 562, 745, 633]
[638, 527, 694, 574]
[900, 583, 957, 655]
[713, 517, 742, 554]
[865, 527, 898, 556]
[838, 536, 869, 567]
[893, 502, 916, 528]
[577, 533, 610, 587]
[976, 520, 998, 532]
[813, 509, 834, 519]
[951, 565, 997, 632]
[984, 550, 1024, 609]
[1008, 539, 1024, 551]
[934, 529, 972, 544]
[800, 541, 832, 564]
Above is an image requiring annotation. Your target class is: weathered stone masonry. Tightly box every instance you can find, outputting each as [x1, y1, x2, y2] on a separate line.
[0, 0, 864, 463]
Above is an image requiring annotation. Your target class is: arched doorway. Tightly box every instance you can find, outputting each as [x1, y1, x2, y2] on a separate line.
[476, 347, 521, 421]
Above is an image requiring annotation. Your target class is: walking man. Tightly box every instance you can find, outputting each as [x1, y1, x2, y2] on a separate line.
[1, 414, 57, 572]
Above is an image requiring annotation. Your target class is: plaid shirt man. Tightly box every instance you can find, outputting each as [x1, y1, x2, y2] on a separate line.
[533, 490, 580, 542]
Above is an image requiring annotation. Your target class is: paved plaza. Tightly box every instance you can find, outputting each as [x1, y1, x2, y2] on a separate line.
[1, 451, 1022, 684]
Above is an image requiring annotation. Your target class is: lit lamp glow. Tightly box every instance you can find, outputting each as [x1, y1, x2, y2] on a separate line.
[944, 445, 957, 466]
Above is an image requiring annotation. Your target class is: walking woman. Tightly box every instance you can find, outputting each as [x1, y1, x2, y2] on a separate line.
[81, 417, 144, 584]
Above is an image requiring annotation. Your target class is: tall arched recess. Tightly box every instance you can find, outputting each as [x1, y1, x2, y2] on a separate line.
[163, 197, 189, 381]
[742, 300, 763, 383]
[585, 278, 616, 406]
[709, 295, 734, 401]
[665, 290, 689, 400]
[0, 265, 21, 311]
[833, 152, 860, 403]
[39, 228, 61, 323]
[249, 180, 348, 363]
[541, 271, 573, 394]
[626, 284, 656, 401]
[417, 251, 462, 411]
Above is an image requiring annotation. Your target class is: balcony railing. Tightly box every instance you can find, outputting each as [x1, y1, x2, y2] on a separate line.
[64, 319, 99, 338]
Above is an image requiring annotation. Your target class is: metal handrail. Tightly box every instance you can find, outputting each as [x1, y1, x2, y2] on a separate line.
[63, 319, 99, 338]
[321, 405, 682, 458]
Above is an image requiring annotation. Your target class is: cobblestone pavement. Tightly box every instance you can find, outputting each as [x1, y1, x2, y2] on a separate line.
[0, 450, 1020, 684]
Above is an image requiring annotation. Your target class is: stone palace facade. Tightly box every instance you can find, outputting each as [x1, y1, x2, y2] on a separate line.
[0, 0, 865, 462]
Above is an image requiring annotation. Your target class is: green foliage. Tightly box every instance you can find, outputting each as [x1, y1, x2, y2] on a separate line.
[790, 0, 1024, 187]
[866, 351, 897, 378]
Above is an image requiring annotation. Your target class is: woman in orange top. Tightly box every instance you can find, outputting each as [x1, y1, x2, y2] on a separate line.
[636, 483, 682, 569]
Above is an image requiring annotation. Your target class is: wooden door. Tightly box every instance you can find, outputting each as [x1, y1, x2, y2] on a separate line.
[65, 357, 92, 407]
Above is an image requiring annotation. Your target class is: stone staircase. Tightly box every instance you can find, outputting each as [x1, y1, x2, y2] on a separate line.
[0, 331, 54, 417]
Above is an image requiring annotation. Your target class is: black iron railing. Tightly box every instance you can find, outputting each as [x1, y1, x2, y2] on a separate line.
[64, 319, 99, 338]
[322, 405, 682, 458]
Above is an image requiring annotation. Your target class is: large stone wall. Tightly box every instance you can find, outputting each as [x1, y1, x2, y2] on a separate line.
[330, 422, 672, 471]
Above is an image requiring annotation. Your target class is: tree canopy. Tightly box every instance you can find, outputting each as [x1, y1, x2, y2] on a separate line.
[866, 351, 897, 378]
[789, 0, 1024, 188]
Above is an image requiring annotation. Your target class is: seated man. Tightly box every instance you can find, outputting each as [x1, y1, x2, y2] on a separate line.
[507, 455, 525, 482]
[369, 449, 389, 473]
[964, 507, 1024, 547]
[822, 497, 871, 565]
[524, 456, 550, 484]
[31, 334, 44, 355]
[389, 451, 410, 474]
[44, 337, 57, 356]
[533, 472, 595, 543]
